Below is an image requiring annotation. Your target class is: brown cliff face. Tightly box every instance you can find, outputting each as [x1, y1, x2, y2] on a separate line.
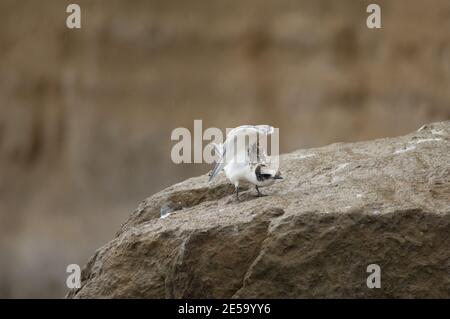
[68, 122, 449, 298]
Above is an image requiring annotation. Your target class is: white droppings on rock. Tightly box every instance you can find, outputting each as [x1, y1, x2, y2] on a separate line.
[296, 153, 316, 160]
[335, 163, 350, 172]
[330, 163, 351, 183]
[431, 129, 446, 136]
[292, 153, 316, 159]
[417, 124, 428, 132]
[411, 138, 443, 144]
[394, 145, 416, 154]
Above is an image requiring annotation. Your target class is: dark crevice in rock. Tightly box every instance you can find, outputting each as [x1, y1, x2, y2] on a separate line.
[164, 219, 271, 298]
[232, 207, 286, 298]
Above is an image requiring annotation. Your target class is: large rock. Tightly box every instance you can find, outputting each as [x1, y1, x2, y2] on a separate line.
[68, 122, 449, 298]
[2, 0, 450, 297]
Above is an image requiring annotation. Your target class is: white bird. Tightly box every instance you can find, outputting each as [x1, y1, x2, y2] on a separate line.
[208, 125, 282, 201]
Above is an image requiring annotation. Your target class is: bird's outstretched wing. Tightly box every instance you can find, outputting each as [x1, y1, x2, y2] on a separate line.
[225, 125, 274, 139]
[208, 125, 274, 182]
[224, 125, 273, 164]
[208, 142, 226, 182]
[247, 141, 269, 165]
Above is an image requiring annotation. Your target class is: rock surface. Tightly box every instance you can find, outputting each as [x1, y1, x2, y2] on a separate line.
[68, 122, 450, 298]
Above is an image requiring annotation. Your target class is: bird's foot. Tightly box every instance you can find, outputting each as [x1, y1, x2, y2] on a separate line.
[255, 186, 267, 197]
[234, 187, 241, 202]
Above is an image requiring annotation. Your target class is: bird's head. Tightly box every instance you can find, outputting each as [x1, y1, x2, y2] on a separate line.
[255, 164, 283, 181]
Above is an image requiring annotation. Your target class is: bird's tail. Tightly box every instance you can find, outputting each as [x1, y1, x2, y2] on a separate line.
[208, 143, 225, 182]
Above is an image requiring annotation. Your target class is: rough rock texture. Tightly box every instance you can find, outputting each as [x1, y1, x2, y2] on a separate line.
[68, 122, 450, 298]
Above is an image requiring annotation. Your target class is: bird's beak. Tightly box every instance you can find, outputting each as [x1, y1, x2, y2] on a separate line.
[274, 176, 283, 180]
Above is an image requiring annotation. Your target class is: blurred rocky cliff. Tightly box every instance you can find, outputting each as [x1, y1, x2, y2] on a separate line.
[0, 0, 449, 297]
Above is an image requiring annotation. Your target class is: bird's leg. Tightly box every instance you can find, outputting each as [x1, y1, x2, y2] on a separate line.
[235, 186, 240, 202]
[255, 185, 265, 197]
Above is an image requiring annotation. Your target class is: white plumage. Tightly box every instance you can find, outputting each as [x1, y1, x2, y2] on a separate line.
[208, 125, 282, 200]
